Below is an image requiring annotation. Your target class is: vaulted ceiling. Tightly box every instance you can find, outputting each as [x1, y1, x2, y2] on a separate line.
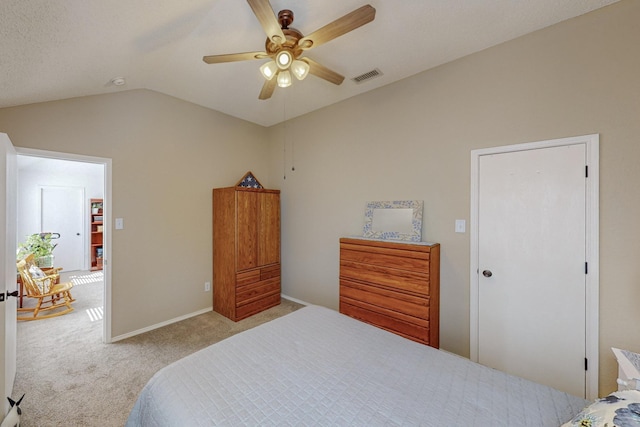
[0, 0, 620, 127]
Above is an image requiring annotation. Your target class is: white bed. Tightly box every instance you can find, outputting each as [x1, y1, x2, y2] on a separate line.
[126, 305, 588, 426]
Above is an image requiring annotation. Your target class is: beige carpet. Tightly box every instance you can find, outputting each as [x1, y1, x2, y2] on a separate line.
[13, 270, 303, 426]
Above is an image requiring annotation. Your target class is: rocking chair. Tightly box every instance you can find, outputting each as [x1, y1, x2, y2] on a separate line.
[16, 254, 75, 320]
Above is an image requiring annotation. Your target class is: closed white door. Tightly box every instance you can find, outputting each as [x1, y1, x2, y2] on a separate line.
[1, 134, 18, 407]
[477, 144, 586, 397]
[41, 186, 84, 271]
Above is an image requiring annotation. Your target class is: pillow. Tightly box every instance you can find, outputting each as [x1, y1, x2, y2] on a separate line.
[562, 389, 640, 426]
[28, 265, 51, 294]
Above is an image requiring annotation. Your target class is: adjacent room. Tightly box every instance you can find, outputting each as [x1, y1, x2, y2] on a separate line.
[1, 0, 639, 425]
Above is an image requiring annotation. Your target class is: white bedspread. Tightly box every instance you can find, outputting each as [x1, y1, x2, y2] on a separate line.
[126, 305, 587, 426]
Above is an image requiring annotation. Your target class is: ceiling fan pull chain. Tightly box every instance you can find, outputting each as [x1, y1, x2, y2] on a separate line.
[283, 97, 288, 179]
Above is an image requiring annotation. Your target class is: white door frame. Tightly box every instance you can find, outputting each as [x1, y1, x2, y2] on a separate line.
[470, 134, 599, 399]
[16, 147, 114, 344]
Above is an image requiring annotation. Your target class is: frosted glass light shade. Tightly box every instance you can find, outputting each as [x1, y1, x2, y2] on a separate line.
[277, 70, 292, 87]
[291, 60, 309, 80]
[260, 61, 278, 80]
[276, 50, 293, 69]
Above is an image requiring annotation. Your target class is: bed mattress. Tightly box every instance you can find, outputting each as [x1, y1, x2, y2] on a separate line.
[126, 305, 587, 426]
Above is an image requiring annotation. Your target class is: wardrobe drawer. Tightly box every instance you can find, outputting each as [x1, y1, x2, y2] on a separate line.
[260, 263, 280, 280]
[236, 270, 260, 287]
[236, 277, 280, 306]
[237, 264, 280, 287]
[236, 292, 280, 320]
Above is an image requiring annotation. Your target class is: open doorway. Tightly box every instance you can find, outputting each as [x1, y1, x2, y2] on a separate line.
[15, 148, 112, 343]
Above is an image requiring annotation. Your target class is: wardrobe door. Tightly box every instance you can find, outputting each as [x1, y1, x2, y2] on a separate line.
[236, 191, 258, 271]
[258, 192, 280, 266]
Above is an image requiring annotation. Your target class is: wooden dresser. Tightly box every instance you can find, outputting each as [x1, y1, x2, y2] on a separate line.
[339, 237, 440, 347]
[212, 182, 281, 321]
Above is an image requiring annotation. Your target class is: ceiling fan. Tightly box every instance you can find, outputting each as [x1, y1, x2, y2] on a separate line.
[202, 0, 376, 100]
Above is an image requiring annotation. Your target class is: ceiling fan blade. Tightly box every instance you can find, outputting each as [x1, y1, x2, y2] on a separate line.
[301, 58, 345, 85]
[298, 5, 375, 50]
[259, 77, 277, 100]
[247, 0, 287, 46]
[203, 51, 269, 64]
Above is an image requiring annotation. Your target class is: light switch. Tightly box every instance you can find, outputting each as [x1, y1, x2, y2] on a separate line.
[115, 218, 124, 230]
[455, 219, 466, 233]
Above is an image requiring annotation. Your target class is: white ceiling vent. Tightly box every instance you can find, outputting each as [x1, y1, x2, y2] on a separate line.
[351, 68, 383, 84]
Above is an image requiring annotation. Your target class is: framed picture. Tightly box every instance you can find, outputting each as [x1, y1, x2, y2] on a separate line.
[363, 200, 423, 242]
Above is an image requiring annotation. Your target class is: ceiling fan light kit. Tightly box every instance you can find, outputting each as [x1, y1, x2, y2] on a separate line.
[260, 61, 278, 80]
[261, 58, 309, 86]
[291, 60, 309, 80]
[276, 50, 293, 69]
[203, 0, 376, 100]
[277, 70, 292, 88]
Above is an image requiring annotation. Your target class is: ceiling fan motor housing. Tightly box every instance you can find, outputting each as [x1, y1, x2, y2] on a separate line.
[265, 27, 304, 59]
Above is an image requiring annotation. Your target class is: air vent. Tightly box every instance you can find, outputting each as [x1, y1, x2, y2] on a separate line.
[351, 68, 383, 84]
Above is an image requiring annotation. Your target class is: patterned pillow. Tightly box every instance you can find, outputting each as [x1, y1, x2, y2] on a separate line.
[28, 265, 51, 294]
[562, 390, 640, 427]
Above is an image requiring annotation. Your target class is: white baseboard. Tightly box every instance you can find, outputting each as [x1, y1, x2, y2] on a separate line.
[110, 307, 213, 343]
[111, 295, 308, 343]
[281, 293, 310, 306]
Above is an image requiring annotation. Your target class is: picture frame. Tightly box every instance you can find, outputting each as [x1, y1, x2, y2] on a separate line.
[363, 200, 423, 242]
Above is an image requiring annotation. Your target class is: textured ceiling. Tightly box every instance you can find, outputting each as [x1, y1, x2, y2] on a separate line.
[0, 0, 620, 127]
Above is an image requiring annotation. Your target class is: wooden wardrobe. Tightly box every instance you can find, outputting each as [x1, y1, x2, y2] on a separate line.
[212, 177, 281, 321]
[339, 237, 440, 347]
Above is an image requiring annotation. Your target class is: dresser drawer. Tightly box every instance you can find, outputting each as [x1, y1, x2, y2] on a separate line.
[340, 243, 430, 271]
[340, 260, 429, 296]
[340, 301, 430, 346]
[340, 279, 429, 320]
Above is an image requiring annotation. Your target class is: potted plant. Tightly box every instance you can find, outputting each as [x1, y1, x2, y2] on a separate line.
[91, 202, 101, 214]
[17, 233, 57, 267]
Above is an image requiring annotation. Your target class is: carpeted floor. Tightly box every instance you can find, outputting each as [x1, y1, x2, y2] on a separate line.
[13, 270, 303, 426]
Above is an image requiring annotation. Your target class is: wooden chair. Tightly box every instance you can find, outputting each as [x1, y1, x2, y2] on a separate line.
[16, 254, 75, 321]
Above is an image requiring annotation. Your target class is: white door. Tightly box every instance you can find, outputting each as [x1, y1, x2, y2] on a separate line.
[41, 186, 84, 271]
[1, 134, 18, 413]
[477, 144, 587, 397]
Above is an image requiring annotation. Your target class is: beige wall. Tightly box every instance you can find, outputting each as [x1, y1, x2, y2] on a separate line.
[267, 0, 640, 395]
[0, 89, 270, 337]
[0, 0, 637, 397]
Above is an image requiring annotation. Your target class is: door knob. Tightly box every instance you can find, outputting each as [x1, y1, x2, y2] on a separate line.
[482, 270, 493, 278]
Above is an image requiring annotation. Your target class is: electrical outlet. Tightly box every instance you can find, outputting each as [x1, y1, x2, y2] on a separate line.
[204, 282, 211, 292]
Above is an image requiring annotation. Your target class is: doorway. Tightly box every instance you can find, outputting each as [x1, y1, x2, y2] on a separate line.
[470, 134, 599, 399]
[15, 148, 112, 343]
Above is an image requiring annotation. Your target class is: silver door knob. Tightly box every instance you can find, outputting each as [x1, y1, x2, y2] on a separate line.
[482, 270, 493, 278]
